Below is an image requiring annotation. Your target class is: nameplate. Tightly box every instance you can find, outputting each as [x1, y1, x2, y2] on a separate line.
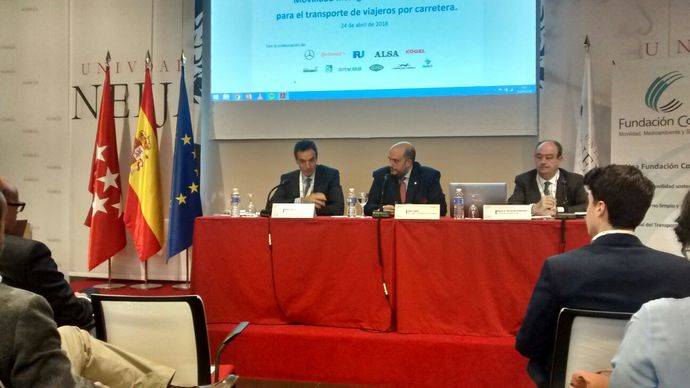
[271, 203, 315, 218]
[394, 204, 440, 220]
[483, 205, 532, 220]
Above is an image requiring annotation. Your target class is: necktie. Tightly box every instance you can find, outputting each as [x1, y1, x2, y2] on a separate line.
[303, 177, 312, 197]
[399, 177, 407, 203]
[543, 181, 552, 196]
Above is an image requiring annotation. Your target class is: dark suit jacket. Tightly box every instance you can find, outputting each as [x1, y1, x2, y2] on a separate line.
[515, 233, 690, 387]
[364, 162, 447, 216]
[0, 283, 77, 388]
[0, 235, 94, 330]
[507, 168, 587, 212]
[270, 164, 344, 216]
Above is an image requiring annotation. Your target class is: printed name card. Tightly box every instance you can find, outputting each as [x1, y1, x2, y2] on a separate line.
[394, 204, 441, 220]
[271, 203, 315, 218]
[483, 205, 532, 220]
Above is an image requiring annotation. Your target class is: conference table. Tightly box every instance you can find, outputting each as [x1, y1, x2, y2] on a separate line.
[192, 216, 590, 336]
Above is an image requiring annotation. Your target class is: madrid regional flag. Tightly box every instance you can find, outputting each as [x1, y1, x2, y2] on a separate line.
[85, 62, 126, 270]
[124, 63, 164, 260]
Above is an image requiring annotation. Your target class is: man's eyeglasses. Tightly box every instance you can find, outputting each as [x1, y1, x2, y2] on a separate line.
[8, 202, 25, 212]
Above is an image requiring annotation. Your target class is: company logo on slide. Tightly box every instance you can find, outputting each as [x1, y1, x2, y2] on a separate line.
[645, 71, 684, 113]
[393, 63, 415, 70]
[303, 67, 318, 73]
[423, 59, 433, 68]
[304, 49, 315, 60]
[405, 49, 425, 55]
[375, 50, 399, 58]
[325, 65, 333, 73]
[353, 50, 365, 59]
[369, 64, 384, 72]
[321, 51, 344, 57]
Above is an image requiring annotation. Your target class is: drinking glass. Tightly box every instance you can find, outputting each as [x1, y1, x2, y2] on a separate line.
[357, 192, 368, 217]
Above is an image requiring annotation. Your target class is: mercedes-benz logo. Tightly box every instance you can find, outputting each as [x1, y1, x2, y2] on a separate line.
[304, 49, 315, 60]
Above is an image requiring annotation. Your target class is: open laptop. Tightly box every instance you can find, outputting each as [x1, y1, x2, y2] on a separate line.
[448, 182, 507, 218]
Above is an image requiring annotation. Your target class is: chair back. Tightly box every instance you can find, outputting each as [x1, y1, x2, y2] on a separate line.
[549, 308, 632, 388]
[91, 294, 211, 386]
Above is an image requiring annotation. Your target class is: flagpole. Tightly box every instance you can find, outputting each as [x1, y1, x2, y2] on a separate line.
[130, 260, 162, 289]
[93, 258, 125, 289]
[172, 248, 192, 290]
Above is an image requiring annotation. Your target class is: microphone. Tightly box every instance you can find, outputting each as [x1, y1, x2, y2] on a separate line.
[213, 321, 249, 382]
[378, 173, 390, 211]
[260, 179, 289, 217]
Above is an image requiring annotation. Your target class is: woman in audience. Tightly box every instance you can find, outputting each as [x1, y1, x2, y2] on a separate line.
[571, 189, 690, 388]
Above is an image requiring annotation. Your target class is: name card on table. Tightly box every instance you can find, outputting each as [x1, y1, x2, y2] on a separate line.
[394, 204, 440, 220]
[271, 203, 315, 218]
[483, 205, 532, 220]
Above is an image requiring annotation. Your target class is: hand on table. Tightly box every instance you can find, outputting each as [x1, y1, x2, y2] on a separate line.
[382, 205, 396, 215]
[532, 196, 557, 217]
[303, 192, 327, 209]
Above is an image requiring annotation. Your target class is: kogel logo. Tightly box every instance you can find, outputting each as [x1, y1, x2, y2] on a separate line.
[375, 50, 398, 58]
[369, 64, 383, 72]
[353, 50, 365, 58]
[645, 71, 684, 113]
[406, 49, 425, 54]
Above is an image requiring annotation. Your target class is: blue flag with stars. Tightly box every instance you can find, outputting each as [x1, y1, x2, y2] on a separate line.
[168, 63, 202, 259]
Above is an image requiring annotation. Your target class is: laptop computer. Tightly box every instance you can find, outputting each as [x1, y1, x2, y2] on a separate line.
[448, 182, 508, 218]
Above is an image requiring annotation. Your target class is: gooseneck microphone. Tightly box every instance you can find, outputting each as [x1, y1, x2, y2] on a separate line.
[260, 179, 289, 217]
[378, 173, 390, 211]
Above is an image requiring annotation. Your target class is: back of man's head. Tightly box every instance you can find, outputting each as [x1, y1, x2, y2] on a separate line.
[675, 190, 690, 253]
[584, 165, 654, 230]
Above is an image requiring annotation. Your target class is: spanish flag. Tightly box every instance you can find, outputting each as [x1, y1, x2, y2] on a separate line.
[124, 64, 164, 260]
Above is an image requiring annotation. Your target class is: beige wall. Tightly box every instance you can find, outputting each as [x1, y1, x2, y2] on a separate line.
[212, 136, 536, 213]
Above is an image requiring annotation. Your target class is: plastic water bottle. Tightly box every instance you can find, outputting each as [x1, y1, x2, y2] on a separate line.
[452, 188, 464, 219]
[469, 193, 480, 219]
[346, 188, 357, 217]
[230, 188, 241, 217]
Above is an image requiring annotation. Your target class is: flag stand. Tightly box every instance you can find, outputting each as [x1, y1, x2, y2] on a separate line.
[130, 261, 161, 289]
[172, 248, 192, 290]
[92, 259, 125, 289]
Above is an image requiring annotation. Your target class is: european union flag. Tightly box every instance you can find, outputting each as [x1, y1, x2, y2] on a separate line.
[167, 63, 203, 259]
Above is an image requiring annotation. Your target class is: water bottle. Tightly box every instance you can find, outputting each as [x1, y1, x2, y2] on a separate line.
[230, 188, 241, 217]
[452, 188, 465, 219]
[347, 188, 357, 217]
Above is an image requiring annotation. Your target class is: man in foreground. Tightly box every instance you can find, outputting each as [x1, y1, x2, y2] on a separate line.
[269, 139, 344, 215]
[0, 177, 94, 329]
[508, 140, 587, 216]
[364, 141, 447, 216]
[515, 164, 690, 387]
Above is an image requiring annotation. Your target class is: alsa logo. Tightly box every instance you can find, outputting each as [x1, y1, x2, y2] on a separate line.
[375, 50, 399, 58]
[406, 49, 425, 54]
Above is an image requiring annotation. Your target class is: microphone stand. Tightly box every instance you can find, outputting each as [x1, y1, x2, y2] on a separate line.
[260, 180, 288, 217]
[372, 174, 391, 218]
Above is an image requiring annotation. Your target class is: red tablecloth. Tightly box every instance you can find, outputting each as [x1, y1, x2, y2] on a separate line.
[270, 218, 392, 331]
[393, 219, 589, 335]
[193, 216, 590, 334]
[192, 217, 288, 324]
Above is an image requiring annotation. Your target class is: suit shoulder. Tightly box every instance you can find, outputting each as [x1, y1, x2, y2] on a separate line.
[372, 166, 389, 177]
[0, 283, 48, 310]
[515, 169, 537, 182]
[562, 169, 584, 182]
[280, 170, 299, 181]
[2, 236, 47, 261]
[416, 164, 441, 177]
[317, 164, 340, 176]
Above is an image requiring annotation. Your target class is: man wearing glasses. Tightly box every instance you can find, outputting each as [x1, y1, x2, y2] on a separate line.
[0, 177, 94, 330]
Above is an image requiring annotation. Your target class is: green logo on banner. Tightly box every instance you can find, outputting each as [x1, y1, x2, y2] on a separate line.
[645, 71, 684, 113]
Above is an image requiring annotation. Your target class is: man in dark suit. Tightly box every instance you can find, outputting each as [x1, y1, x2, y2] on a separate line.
[515, 165, 690, 387]
[364, 141, 447, 216]
[0, 177, 94, 330]
[269, 139, 344, 216]
[508, 140, 587, 215]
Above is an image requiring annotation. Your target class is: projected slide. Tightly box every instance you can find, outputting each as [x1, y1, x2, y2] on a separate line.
[211, 0, 536, 102]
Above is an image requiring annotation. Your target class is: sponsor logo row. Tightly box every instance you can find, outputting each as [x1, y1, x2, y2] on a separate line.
[303, 59, 433, 73]
[308, 49, 426, 60]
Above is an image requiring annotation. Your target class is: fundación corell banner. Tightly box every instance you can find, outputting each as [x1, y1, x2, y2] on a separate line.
[612, 58, 690, 254]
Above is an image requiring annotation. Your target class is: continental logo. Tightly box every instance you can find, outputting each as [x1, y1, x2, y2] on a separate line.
[645, 71, 684, 113]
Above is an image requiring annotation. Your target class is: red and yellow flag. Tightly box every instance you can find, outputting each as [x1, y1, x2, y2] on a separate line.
[124, 65, 164, 260]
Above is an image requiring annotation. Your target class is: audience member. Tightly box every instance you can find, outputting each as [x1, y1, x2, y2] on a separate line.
[515, 165, 690, 387]
[507, 140, 587, 215]
[0, 177, 94, 329]
[269, 139, 344, 215]
[364, 141, 447, 216]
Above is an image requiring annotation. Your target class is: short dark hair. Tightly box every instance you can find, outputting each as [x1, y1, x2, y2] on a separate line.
[293, 139, 318, 159]
[675, 190, 690, 252]
[583, 165, 655, 229]
[536, 140, 563, 158]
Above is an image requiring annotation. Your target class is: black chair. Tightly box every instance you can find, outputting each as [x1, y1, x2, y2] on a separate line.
[549, 308, 632, 388]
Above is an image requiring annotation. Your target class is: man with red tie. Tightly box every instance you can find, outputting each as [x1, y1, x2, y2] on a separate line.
[364, 141, 447, 216]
